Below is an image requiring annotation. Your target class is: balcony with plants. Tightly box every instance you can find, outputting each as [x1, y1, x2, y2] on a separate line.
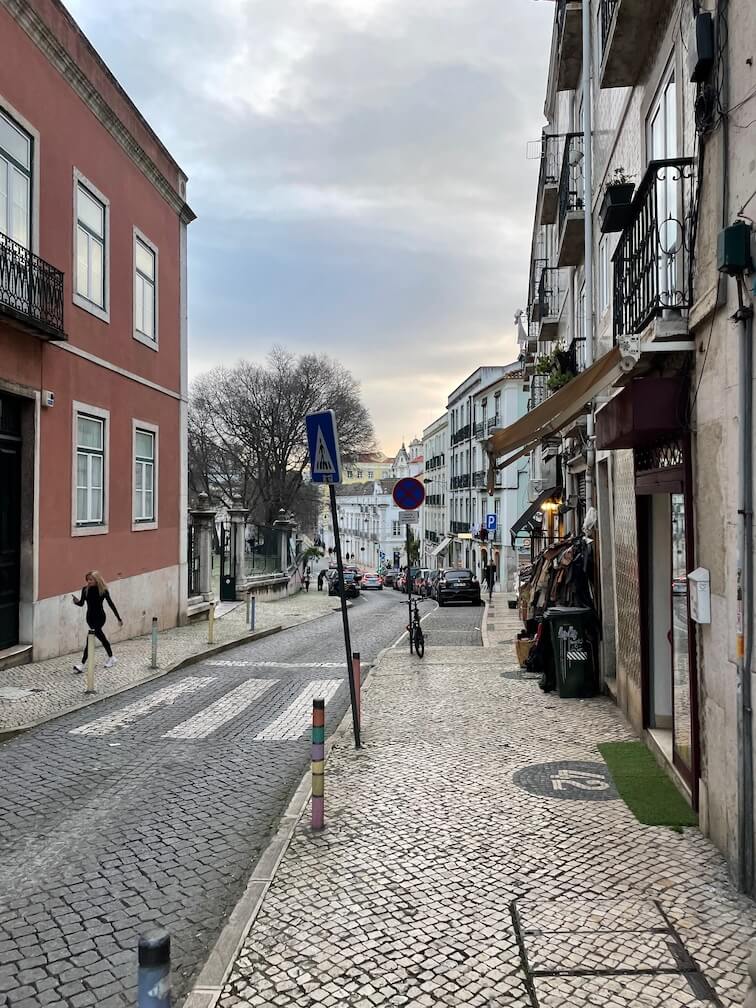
[612, 157, 695, 343]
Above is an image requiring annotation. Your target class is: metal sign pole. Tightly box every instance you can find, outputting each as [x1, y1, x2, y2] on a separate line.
[329, 484, 361, 748]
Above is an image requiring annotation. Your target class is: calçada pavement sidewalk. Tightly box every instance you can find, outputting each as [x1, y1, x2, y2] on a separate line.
[193, 641, 756, 1008]
[0, 588, 335, 735]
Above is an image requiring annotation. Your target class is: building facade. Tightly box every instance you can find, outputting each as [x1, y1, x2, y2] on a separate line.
[0, 0, 194, 662]
[489, 0, 756, 888]
[324, 480, 406, 572]
[421, 414, 448, 568]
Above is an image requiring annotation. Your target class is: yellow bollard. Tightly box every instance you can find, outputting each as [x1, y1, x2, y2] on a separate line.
[208, 602, 216, 645]
[85, 630, 96, 693]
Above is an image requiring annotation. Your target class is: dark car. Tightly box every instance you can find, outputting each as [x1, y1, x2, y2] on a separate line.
[328, 571, 360, 599]
[437, 568, 481, 606]
[401, 568, 421, 594]
[382, 569, 398, 588]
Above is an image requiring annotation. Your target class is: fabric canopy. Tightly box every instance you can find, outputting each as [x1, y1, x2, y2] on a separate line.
[510, 486, 561, 547]
[431, 536, 453, 557]
[485, 345, 623, 490]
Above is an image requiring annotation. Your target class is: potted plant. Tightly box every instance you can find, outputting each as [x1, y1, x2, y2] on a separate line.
[599, 167, 635, 233]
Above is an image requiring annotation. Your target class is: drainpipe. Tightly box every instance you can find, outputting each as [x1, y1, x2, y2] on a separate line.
[582, 0, 595, 514]
[736, 278, 754, 894]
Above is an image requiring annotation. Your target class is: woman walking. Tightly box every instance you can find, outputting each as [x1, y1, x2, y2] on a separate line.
[71, 571, 123, 673]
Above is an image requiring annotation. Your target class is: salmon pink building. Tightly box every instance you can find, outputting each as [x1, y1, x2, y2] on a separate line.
[0, 0, 195, 663]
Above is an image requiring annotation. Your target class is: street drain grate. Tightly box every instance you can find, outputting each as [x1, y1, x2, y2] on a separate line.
[510, 898, 722, 1006]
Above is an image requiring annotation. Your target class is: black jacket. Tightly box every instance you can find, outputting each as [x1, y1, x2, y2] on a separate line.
[75, 586, 121, 624]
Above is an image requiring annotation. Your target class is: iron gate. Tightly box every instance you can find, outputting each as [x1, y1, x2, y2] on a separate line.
[219, 521, 237, 601]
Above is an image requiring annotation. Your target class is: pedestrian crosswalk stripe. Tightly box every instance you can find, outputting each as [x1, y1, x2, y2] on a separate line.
[206, 660, 346, 669]
[163, 679, 278, 740]
[254, 679, 342, 741]
[69, 677, 217, 736]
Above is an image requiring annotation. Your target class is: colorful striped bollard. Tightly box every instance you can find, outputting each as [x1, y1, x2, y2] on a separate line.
[351, 651, 361, 728]
[311, 698, 325, 830]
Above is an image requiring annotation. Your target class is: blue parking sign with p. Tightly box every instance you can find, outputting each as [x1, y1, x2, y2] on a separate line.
[486, 513, 497, 531]
[306, 410, 342, 484]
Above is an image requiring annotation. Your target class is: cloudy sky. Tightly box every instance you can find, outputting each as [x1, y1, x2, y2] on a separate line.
[66, 0, 553, 454]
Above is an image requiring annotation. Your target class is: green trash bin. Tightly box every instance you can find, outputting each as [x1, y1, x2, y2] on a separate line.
[542, 606, 598, 698]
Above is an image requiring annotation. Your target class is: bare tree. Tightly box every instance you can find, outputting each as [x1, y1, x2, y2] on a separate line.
[188, 348, 375, 527]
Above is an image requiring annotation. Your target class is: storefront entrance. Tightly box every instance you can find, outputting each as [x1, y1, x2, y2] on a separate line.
[0, 393, 22, 650]
[636, 440, 698, 798]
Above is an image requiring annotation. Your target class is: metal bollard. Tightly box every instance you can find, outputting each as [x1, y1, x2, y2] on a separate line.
[85, 630, 96, 694]
[138, 930, 171, 1007]
[249, 594, 256, 631]
[311, 698, 325, 831]
[207, 602, 216, 645]
[150, 617, 158, 670]
[351, 651, 361, 727]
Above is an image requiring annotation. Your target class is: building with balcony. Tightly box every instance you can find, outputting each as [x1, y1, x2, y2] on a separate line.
[487, 0, 756, 889]
[324, 480, 406, 572]
[0, 0, 194, 663]
[421, 414, 448, 569]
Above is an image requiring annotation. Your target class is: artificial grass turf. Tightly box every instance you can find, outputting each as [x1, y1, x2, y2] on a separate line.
[598, 741, 698, 833]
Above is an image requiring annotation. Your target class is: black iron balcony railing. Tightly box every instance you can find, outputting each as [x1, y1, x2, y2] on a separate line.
[529, 374, 550, 410]
[473, 471, 486, 488]
[538, 267, 564, 322]
[450, 521, 469, 534]
[473, 421, 485, 438]
[530, 258, 548, 319]
[0, 235, 65, 340]
[450, 424, 471, 446]
[599, 0, 618, 57]
[450, 474, 471, 490]
[487, 415, 500, 432]
[612, 157, 695, 342]
[558, 133, 585, 235]
[426, 493, 444, 507]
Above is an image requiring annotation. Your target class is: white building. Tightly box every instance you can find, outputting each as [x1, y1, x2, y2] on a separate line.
[447, 363, 528, 583]
[324, 479, 407, 572]
[421, 414, 448, 568]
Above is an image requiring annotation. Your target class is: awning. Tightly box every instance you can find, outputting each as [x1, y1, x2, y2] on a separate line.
[431, 536, 453, 557]
[485, 345, 623, 489]
[595, 376, 687, 450]
[510, 486, 561, 547]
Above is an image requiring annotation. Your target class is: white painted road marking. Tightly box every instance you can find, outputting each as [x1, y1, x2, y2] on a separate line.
[163, 679, 278, 740]
[254, 679, 342, 741]
[206, 660, 346, 669]
[69, 677, 217, 736]
[551, 769, 610, 792]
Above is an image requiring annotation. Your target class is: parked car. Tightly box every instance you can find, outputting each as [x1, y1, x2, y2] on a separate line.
[328, 571, 360, 599]
[413, 568, 431, 596]
[361, 572, 383, 590]
[395, 572, 406, 592]
[401, 568, 420, 594]
[437, 568, 481, 606]
[382, 569, 398, 588]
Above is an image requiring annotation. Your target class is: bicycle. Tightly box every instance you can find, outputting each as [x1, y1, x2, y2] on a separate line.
[405, 595, 425, 658]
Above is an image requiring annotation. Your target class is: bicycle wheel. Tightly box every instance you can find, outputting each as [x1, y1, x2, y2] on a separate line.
[414, 625, 425, 658]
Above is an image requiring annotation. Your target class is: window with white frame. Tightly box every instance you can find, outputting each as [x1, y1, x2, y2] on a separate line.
[134, 428, 156, 523]
[76, 181, 106, 310]
[76, 413, 105, 526]
[0, 109, 31, 248]
[134, 234, 157, 342]
[392, 521, 401, 536]
[599, 235, 610, 316]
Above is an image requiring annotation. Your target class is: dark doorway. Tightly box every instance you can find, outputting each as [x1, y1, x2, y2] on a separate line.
[0, 393, 22, 649]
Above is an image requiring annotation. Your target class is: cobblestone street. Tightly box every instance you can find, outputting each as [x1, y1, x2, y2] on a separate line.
[0, 588, 335, 734]
[211, 641, 756, 1008]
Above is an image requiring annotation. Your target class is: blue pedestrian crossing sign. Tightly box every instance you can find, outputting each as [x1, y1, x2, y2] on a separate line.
[486, 513, 497, 531]
[306, 410, 342, 484]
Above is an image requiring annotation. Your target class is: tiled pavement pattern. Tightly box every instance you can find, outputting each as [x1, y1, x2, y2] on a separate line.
[217, 646, 756, 1008]
[0, 591, 481, 1007]
[0, 588, 334, 732]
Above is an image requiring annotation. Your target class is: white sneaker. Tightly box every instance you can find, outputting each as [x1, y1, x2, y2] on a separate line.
[104, 656, 117, 669]
[73, 664, 84, 674]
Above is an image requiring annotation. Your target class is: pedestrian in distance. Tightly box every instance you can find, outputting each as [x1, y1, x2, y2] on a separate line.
[317, 569, 325, 592]
[303, 566, 311, 592]
[71, 570, 123, 673]
[484, 563, 496, 601]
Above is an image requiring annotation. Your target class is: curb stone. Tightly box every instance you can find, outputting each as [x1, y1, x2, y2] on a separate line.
[180, 645, 385, 1008]
[0, 604, 340, 741]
